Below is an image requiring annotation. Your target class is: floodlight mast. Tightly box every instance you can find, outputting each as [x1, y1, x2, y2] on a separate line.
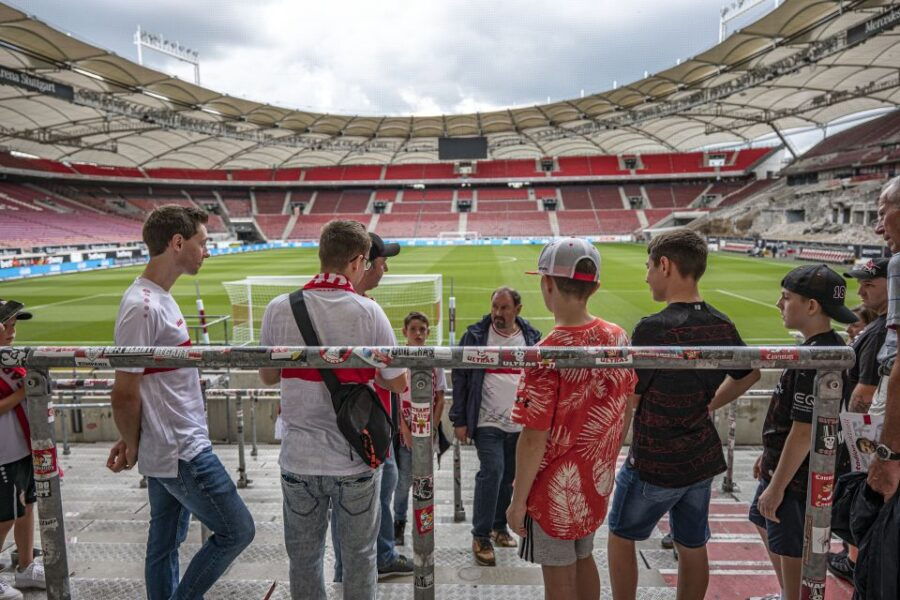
[719, 0, 780, 42]
[134, 25, 201, 85]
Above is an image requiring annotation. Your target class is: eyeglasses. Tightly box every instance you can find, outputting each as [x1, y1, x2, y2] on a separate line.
[358, 255, 373, 271]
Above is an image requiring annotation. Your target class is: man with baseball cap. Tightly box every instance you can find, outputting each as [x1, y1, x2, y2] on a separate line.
[0, 300, 44, 599]
[748, 264, 855, 600]
[508, 238, 636, 599]
[825, 258, 889, 581]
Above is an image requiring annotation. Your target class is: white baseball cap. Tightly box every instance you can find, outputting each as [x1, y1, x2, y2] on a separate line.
[526, 237, 600, 283]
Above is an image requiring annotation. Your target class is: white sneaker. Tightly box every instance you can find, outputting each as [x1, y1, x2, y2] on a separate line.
[14, 560, 44, 589]
[0, 579, 23, 600]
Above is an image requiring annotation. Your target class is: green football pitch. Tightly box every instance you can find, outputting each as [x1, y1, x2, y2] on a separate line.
[0, 243, 858, 346]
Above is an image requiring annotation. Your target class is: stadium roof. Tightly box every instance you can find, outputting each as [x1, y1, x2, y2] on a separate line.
[0, 0, 898, 168]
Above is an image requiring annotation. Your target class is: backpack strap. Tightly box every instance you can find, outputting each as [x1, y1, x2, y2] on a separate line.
[288, 289, 342, 411]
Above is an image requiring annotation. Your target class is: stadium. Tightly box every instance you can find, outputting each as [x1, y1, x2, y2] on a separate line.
[0, 0, 897, 598]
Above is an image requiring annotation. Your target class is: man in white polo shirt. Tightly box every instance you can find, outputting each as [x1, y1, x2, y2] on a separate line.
[107, 205, 255, 600]
[258, 220, 407, 600]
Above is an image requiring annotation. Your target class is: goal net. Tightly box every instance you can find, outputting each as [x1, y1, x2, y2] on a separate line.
[222, 274, 443, 345]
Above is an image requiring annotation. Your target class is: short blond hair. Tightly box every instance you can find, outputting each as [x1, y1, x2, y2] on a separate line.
[881, 175, 900, 206]
[318, 220, 371, 272]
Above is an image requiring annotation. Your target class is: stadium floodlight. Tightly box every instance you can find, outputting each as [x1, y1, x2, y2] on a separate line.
[134, 25, 201, 85]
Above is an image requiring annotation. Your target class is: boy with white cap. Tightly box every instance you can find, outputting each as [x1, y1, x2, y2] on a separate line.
[507, 238, 636, 600]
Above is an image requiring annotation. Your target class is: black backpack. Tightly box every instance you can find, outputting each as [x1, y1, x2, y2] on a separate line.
[288, 289, 393, 468]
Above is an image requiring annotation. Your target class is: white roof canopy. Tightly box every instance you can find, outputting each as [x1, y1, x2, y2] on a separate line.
[0, 0, 898, 168]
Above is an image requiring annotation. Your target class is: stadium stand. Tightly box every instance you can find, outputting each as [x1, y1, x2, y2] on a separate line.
[644, 209, 676, 227]
[783, 109, 900, 178]
[255, 191, 287, 214]
[255, 214, 292, 240]
[596, 209, 641, 234]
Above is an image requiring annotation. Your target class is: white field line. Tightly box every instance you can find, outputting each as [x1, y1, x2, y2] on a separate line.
[28, 292, 115, 311]
[715, 289, 778, 311]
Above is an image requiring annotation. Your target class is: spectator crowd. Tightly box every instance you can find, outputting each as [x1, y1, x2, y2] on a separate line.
[0, 175, 898, 600]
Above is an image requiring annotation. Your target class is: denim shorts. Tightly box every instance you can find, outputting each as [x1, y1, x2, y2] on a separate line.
[607, 464, 712, 549]
[748, 478, 806, 558]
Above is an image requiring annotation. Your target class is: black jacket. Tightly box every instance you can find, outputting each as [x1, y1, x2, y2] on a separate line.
[448, 315, 541, 438]
[832, 472, 900, 600]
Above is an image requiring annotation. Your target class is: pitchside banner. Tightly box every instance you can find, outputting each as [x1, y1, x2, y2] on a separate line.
[847, 5, 900, 45]
[0, 66, 74, 102]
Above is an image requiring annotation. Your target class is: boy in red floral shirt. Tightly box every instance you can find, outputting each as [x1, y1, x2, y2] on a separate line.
[508, 238, 636, 600]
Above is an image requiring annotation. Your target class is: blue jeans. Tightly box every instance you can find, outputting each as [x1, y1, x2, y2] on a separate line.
[393, 445, 412, 522]
[332, 457, 398, 582]
[145, 448, 255, 600]
[286, 468, 380, 598]
[472, 427, 518, 540]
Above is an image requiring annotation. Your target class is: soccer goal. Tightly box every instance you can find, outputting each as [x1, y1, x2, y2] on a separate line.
[222, 274, 443, 345]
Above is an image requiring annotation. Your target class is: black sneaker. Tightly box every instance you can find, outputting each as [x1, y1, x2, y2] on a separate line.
[826, 550, 854, 583]
[394, 520, 406, 547]
[660, 533, 674, 550]
[378, 554, 414, 578]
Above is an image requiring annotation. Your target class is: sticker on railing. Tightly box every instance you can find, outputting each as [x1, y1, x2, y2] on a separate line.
[413, 475, 434, 501]
[415, 505, 434, 535]
[319, 348, 352, 364]
[411, 406, 431, 437]
[352, 347, 393, 367]
[810, 472, 834, 507]
[461, 349, 499, 365]
[270, 348, 306, 361]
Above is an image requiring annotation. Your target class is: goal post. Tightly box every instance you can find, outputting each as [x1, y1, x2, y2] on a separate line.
[222, 274, 443, 345]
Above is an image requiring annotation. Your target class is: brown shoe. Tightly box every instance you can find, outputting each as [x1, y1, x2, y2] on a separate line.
[491, 529, 517, 548]
[472, 538, 496, 566]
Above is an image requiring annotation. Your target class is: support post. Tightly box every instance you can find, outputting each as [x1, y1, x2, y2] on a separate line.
[250, 393, 258, 458]
[799, 370, 843, 600]
[410, 367, 435, 600]
[453, 440, 465, 523]
[60, 408, 70, 456]
[24, 369, 71, 600]
[236, 392, 249, 489]
[721, 401, 739, 494]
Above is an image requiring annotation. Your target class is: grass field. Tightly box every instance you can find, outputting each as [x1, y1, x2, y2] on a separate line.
[0, 243, 859, 345]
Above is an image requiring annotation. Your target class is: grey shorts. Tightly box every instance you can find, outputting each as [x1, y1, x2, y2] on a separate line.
[518, 514, 595, 566]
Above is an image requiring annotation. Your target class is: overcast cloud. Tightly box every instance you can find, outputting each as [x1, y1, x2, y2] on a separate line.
[7, 0, 778, 116]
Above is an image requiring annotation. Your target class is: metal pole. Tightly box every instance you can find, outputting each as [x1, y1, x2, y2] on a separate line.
[60, 408, 70, 456]
[24, 369, 71, 600]
[799, 370, 843, 600]
[250, 393, 258, 458]
[448, 295, 465, 523]
[721, 401, 739, 493]
[410, 367, 435, 600]
[200, 378, 211, 543]
[236, 392, 249, 489]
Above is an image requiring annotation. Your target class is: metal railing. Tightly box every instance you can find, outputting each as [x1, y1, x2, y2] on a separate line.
[0, 344, 853, 600]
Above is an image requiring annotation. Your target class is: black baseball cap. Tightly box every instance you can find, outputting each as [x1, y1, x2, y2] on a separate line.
[368, 233, 400, 261]
[781, 264, 858, 324]
[843, 258, 889, 281]
[0, 298, 33, 321]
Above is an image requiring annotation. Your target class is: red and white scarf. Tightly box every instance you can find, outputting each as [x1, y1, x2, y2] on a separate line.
[303, 273, 355, 293]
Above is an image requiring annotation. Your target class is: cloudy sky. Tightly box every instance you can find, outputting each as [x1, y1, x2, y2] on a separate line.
[9, 0, 770, 116]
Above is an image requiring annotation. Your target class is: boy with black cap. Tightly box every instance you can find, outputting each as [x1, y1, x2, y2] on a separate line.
[0, 300, 43, 599]
[749, 264, 856, 600]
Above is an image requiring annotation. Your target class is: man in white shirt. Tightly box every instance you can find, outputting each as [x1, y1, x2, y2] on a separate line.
[107, 205, 255, 600]
[258, 220, 407, 600]
[449, 288, 541, 566]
